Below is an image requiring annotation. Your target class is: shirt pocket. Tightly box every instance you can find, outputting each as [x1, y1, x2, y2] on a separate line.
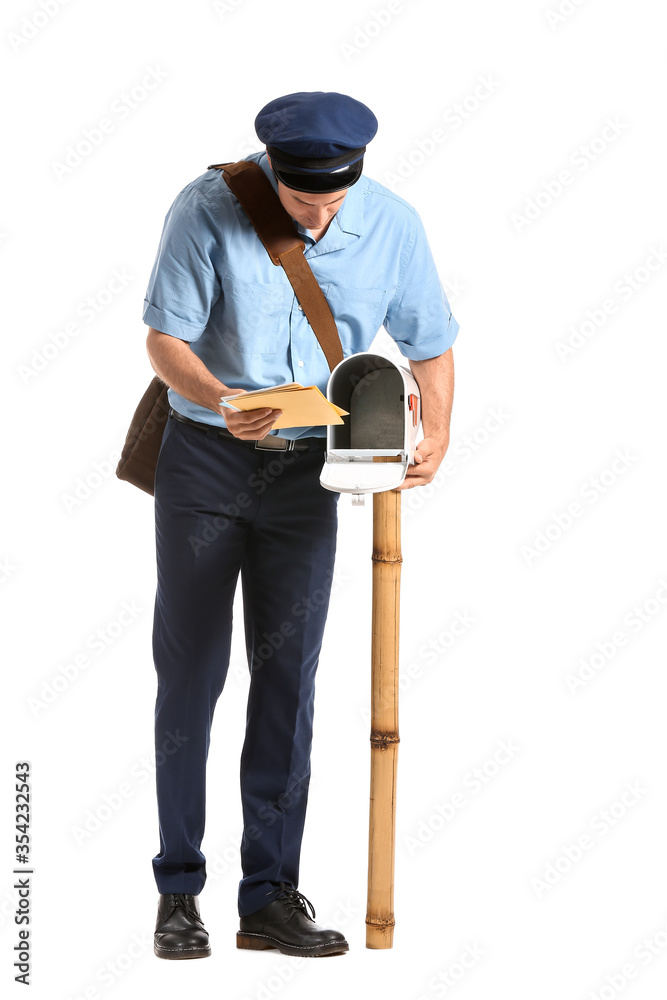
[322, 285, 387, 354]
[221, 277, 288, 355]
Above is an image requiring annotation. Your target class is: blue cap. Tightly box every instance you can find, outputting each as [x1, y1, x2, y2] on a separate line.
[255, 91, 378, 193]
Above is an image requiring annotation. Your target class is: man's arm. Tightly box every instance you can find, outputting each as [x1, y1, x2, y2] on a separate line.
[146, 327, 281, 439]
[395, 347, 454, 490]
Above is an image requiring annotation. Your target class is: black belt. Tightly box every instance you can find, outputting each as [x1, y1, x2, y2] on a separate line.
[169, 407, 324, 452]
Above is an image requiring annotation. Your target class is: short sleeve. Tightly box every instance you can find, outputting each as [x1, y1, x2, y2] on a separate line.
[383, 214, 459, 360]
[142, 185, 222, 342]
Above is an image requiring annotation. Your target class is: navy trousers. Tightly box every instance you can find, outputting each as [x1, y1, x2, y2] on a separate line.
[151, 412, 338, 917]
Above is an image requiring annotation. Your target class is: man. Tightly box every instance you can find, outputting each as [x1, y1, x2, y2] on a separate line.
[143, 91, 458, 960]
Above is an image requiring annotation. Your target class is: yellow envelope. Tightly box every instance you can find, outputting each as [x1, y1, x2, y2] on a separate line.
[223, 384, 348, 429]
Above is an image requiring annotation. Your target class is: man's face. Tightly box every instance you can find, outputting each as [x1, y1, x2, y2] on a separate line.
[266, 154, 347, 232]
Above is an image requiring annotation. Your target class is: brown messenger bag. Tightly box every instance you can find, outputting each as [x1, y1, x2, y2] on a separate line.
[115, 159, 344, 495]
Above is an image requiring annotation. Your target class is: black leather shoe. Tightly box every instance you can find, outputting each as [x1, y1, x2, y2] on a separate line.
[237, 882, 348, 957]
[154, 893, 211, 959]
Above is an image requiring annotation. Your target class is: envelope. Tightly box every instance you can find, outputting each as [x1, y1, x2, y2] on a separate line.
[220, 384, 348, 429]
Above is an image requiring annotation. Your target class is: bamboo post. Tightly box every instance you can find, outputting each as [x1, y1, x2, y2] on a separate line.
[366, 457, 402, 949]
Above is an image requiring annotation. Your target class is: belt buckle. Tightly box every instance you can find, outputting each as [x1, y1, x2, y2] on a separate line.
[254, 436, 294, 452]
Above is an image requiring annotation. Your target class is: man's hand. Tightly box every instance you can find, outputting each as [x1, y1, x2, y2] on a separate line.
[222, 397, 283, 440]
[394, 434, 449, 490]
[146, 330, 283, 438]
[395, 348, 455, 491]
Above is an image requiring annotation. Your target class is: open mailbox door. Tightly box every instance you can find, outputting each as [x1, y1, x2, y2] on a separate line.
[319, 352, 421, 497]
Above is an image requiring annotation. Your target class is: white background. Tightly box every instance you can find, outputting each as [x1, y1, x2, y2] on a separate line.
[3, 0, 667, 998]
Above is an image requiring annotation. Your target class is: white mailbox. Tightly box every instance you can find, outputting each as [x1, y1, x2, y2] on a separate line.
[319, 352, 421, 496]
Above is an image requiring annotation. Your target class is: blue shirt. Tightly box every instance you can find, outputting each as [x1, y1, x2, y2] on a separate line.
[142, 151, 459, 439]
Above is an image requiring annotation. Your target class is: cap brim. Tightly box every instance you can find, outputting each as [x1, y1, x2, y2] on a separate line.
[270, 159, 363, 193]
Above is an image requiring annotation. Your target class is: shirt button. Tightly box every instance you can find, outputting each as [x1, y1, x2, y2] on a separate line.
[297, 303, 303, 311]
[298, 360, 304, 367]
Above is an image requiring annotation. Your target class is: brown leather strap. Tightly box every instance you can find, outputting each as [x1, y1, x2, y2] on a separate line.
[213, 160, 303, 265]
[208, 160, 344, 371]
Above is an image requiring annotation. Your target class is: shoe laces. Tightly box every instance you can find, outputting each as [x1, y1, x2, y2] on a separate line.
[272, 881, 316, 920]
[169, 893, 203, 924]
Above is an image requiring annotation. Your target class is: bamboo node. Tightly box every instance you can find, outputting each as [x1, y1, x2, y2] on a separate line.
[370, 731, 400, 749]
[371, 555, 403, 564]
[365, 916, 395, 928]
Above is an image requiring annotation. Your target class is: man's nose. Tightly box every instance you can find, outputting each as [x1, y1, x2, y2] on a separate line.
[309, 207, 330, 225]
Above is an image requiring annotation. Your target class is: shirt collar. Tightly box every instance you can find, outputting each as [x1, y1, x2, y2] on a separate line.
[333, 176, 364, 237]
